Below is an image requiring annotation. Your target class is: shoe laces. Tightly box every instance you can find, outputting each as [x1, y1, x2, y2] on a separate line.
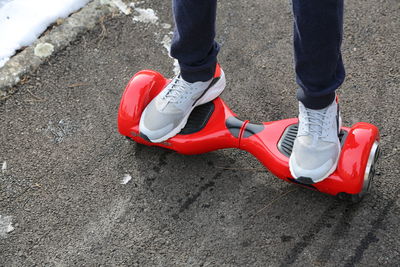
[304, 108, 330, 141]
[162, 75, 189, 104]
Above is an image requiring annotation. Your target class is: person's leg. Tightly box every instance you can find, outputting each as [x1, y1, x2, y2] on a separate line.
[293, 0, 345, 109]
[139, 0, 225, 142]
[290, 0, 345, 183]
[171, 0, 219, 83]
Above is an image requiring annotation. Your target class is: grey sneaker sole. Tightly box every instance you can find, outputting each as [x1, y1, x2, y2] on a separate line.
[144, 70, 226, 143]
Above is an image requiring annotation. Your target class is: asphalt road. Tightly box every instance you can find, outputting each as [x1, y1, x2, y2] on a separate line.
[1, 0, 399, 266]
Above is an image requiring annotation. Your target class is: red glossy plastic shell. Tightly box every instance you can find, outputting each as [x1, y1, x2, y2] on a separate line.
[118, 71, 380, 196]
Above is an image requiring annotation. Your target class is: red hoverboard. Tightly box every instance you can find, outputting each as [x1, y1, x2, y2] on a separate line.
[118, 70, 380, 202]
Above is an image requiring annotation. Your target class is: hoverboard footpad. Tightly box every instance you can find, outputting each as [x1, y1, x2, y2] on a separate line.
[179, 102, 215, 135]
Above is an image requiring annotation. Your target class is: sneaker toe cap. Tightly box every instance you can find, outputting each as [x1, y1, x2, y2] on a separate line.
[139, 101, 181, 140]
[140, 121, 174, 141]
[290, 156, 335, 181]
[289, 138, 340, 181]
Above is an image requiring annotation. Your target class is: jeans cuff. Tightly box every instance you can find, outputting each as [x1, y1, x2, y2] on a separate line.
[297, 88, 336, 109]
[180, 62, 217, 83]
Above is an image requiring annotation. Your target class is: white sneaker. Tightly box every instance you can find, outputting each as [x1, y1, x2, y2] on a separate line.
[139, 64, 226, 142]
[289, 98, 342, 184]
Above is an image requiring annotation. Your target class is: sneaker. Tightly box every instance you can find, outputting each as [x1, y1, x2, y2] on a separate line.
[139, 64, 226, 143]
[289, 98, 342, 184]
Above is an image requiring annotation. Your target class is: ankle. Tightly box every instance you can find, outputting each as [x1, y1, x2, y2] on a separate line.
[179, 63, 217, 83]
[297, 90, 336, 110]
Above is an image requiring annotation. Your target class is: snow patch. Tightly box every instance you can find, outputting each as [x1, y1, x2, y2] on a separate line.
[0, 0, 90, 68]
[132, 7, 158, 24]
[161, 23, 171, 29]
[0, 215, 14, 238]
[0, 0, 12, 9]
[100, 0, 131, 15]
[34, 42, 54, 58]
[172, 60, 180, 76]
[160, 33, 180, 76]
[0, 56, 8, 68]
[1, 161, 6, 172]
[161, 34, 172, 53]
[121, 174, 132, 185]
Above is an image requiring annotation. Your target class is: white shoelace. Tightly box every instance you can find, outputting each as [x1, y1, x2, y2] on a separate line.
[162, 75, 189, 103]
[304, 109, 330, 140]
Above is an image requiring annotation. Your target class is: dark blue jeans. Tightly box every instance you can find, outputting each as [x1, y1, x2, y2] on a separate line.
[171, 0, 345, 109]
